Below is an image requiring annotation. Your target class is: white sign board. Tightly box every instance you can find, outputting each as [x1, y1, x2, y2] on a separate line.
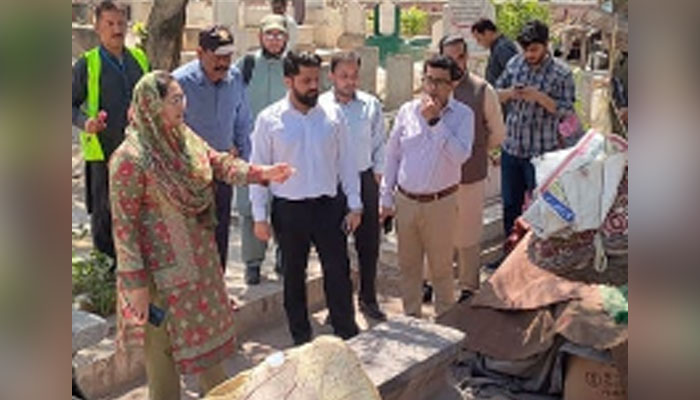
[448, 0, 495, 55]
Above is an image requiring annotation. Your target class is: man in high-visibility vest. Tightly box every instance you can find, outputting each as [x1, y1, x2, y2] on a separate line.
[72, 1, 149, 265]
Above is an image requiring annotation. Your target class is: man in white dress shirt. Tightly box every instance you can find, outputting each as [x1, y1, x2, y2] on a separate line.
[250, 51, 362, 345]
[319, 51, 387, 321]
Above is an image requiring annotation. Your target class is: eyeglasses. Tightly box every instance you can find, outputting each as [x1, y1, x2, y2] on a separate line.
[263, 32, 286, 41]
[165, 94, 186, 107]
[422, 75, 452, 88]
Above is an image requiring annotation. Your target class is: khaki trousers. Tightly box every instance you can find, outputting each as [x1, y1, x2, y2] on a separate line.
[396, 191, 457, 317]
[453, 181, 486, 292]
[144, 290, 228, 399]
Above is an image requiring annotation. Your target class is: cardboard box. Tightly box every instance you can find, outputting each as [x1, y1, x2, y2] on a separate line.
[564, 355, 627, 400]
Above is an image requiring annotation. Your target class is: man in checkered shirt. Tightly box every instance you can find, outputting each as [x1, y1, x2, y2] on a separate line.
[495, 20, 576, 237]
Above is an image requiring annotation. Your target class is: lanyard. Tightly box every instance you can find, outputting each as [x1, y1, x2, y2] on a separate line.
[99, 47, 132, 107]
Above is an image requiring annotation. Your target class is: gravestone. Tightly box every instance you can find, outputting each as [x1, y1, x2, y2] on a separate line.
[72, 310, 108, 354]
[447, 0, 495, 56]
[431, 18, 445, 51]
[358, 46, 380, 95]
[337, 0, 366, 49]
[187, 0, 212, 26]
[385, 53, 413, 110]
[378, 0, 398, 36]
[347, 315, 465, 400]
[313, 6, 344, 48]
[213, 0, 243, 56]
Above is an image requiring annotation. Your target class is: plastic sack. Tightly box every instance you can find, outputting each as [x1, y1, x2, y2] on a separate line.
[523, 130, 627, 239]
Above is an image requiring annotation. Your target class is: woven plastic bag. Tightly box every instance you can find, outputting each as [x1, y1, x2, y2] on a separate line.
[523, 130, 627, 239]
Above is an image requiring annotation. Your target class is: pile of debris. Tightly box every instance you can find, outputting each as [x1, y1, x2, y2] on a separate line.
[441, 130, 628, 400]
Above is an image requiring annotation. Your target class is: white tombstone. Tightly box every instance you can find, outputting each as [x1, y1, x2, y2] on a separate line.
[385, 53, 413, 110]
[378, 0, 397, 36]
[212, 0, 243, 55]
[337, 0, 366, 49]
[358, 46, 380, 95]
[345, 0, 365, 36]
[186, 1, 212, 27]
[431, 19, 445, 51]
[447, 0, 495, 55]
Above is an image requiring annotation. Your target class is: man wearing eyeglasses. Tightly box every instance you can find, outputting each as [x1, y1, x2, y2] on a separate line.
[270, 0, 298, 51]
[380, 55, 474, 318]
[173, 25, 253, 272]
[233, 14, 290, 284]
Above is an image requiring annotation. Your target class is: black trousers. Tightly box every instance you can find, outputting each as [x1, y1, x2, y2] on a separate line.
[214, 180, 233, 271]
[501, 151, 536, 236]
[86, 161, 116, 261]
[271, 195, 359, 345]
[340, 169, 380, 305]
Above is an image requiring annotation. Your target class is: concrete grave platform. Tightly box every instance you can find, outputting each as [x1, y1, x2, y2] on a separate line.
[72, 310, 109, 354]
[348, 315, 465, 400]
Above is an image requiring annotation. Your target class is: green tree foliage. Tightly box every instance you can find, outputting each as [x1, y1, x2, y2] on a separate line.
[400, 6, 428, 37]
[492, 0, 551, 41]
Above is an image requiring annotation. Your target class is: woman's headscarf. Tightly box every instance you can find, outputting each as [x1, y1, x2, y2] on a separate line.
[126, 71, 215, 220]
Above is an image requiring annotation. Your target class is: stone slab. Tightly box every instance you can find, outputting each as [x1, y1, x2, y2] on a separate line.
[347, 315, 465, 400]
[358, 46, 380, 95]
[72, 310, 109, 354]
[385, 54, 414, 110]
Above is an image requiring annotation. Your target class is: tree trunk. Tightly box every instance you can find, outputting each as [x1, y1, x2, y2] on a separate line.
[145, 0, 189, 71]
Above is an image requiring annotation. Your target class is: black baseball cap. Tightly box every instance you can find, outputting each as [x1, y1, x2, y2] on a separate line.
[199, 25, 235, 55]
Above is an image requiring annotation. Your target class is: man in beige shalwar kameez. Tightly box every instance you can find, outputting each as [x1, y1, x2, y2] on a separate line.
[440, 35, 506, 302]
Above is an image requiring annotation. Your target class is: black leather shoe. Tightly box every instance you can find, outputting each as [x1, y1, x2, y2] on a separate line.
[422, 282, 433, 303]
[485, 255, 505, 270]
[359, 300, 387, 321]
[457, 290, 473, 303]
[245, 267, 261, 285]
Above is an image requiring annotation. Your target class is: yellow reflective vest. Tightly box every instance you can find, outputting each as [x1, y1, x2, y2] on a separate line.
[80, 46, 149, 161]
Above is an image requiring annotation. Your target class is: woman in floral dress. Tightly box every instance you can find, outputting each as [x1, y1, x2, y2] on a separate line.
[109, 71, 292, 399]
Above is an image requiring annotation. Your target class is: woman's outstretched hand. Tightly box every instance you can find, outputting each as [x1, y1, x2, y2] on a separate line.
[262, 163, 295, 183]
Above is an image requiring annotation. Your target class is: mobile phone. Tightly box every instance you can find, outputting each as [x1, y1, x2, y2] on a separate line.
[383, 216, 394, 234]
[148, 303, 167, 327]
[341, 219, 351, 235]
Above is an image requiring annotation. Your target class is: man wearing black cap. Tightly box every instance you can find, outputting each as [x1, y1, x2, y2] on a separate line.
[173, 26, 253, 271]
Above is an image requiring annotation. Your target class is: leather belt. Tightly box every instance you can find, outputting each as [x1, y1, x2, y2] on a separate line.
[398, 184, 458, 203]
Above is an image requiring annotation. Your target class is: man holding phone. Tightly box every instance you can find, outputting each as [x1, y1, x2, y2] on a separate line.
[380, 55, 474, 318]
[495, 20, 576, 237]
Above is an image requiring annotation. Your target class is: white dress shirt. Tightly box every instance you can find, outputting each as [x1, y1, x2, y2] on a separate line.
[319, 89, 386, 173]
[250, 95, 362, 222]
